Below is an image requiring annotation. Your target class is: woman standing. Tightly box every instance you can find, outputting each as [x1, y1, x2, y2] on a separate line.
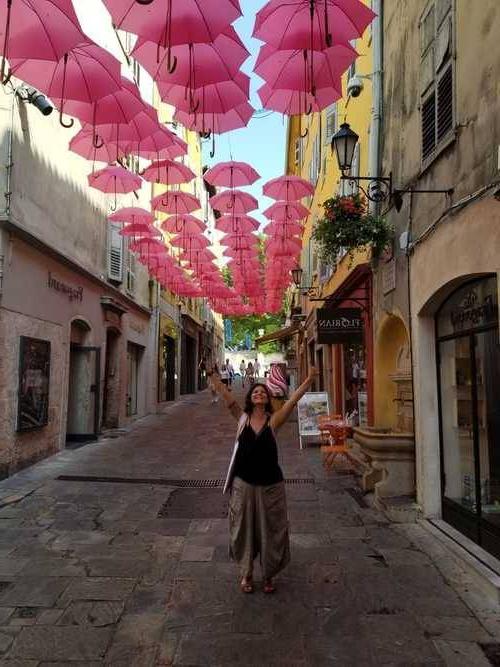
[209, 367, 318, 594]
[245, 361, 255, 386]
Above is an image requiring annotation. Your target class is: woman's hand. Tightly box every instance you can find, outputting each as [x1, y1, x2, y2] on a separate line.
[307, 367, 319, 383]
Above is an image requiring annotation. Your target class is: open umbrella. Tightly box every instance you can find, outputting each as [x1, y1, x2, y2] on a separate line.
[141, 159, 195, 186]
[263, 175, 314, 201]
[124, 127, 187, 161]
[70, 126, 126, 165]
[215, 215, 259, 234]
[88, 165, 142, 211]
[210, 190, 258, 215]
[204, 161, 260, 188]
[151, 191, 201, 215]
[108, 207, 155, 226]
[161, 215, 205, 235]
[174, 102, 254, 136]
[171, 234, 210, 250]
[263, 201, 310, 222]
[119, 223, 160, 240]
[258, 81, 341, 116]
[103, 0, 241, 74]
[265, 221, 303, 237]
[0, 0, 84, 81]
[158, 72, 250, 115]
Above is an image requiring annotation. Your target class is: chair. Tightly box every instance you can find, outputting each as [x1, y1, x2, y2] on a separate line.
[321, 423, 351, 471]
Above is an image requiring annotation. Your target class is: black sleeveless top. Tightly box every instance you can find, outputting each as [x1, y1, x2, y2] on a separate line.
[233, 416, 284, 486]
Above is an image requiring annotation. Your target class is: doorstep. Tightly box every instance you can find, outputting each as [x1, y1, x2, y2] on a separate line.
[420, 518, 500, 605]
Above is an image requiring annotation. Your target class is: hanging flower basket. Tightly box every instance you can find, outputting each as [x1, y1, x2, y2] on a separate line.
[312, 194, 393, 267]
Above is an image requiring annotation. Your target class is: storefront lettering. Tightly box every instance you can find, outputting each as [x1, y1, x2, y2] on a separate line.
[450, 291, 497, 331]
[47, 272, 83, 302]
[317, 308, 364, 344]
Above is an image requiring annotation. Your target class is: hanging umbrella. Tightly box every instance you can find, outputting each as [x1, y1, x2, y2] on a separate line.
[151, 190, 201, 215]
[0, 0, 84, 81]
[69, 127, 127, 165]
[124, 127, 187, 161]
[258, 81, 341, 116]
[210, 189, 258, 215]
[102, 0, 241, 74]
[161, 215, 205, 235]
[204, 160, 260, 188]
[171, 234, 210, 250]
[141, 159, 195, 186]
[266, 238, 303, 257]
[119, 223, 159, 238]
[88, 165, 142, 211]
[108, 207, 155, 226]
[132, 25, 249, 86]
[158, 72, 250, 115]
[263, 201, 310, 221]
[215, 215, 259, 234]
[265, 221, 303, 237]
[253, 0, 375, 52]
[263, 175, 314, 201]
[174, 102, 254, 135]
[222, 233, 259, 248]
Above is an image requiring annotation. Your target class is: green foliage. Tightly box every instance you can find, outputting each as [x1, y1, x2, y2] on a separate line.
[228, 313, 285, 353]
[312, 194, 393, 267]
[221, 266, 233, 287]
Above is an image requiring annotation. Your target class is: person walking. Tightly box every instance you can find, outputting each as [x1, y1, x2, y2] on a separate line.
[245, 361, 254, 386]
[239, 359, 246, 387]
[226, 358, 235, 387]
[209, 363, 219, 404]
[219, 363, 230, 389]
[209, 366, 318, 594]
[253, 358, 260, 380]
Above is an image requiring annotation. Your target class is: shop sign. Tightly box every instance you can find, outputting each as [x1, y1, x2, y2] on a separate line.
[450, 289, 498, 332]
[316, 308, 363, 344]
[47, 271, 83, 302]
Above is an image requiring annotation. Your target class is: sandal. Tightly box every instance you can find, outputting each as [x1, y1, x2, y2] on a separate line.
[240, 576, 254, 594]
[263, 579, 276, 594]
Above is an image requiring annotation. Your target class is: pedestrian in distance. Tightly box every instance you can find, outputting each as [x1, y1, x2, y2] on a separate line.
[239, 359, 246, 387]
[219, 363, 230, 389]
[208, 366, 319, 594]
[254, 358, 260, 379]
[226, 358, 235, 387]
[209, 363, 219, 404]
[245, 361, 255, 386]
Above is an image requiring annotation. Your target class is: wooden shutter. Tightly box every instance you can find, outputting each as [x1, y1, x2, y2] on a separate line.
[108, 222, 123, 282]
[421, 92, 436, 160]
[126, 249, 136, 294]
[437, 64, 453, 141]
[325, 105, 337, 143]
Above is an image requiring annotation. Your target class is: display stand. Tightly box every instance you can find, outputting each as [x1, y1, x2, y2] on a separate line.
[297, 392, 330, 449]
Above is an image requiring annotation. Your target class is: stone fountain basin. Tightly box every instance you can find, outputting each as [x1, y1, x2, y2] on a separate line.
[353, 426, 414, 457]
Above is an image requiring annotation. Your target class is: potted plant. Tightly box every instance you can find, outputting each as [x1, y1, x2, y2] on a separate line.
[312, 194, 393, 267]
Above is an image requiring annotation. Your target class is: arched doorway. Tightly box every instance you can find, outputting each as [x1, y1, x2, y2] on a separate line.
[66, 319, 101, 445]
[374, 314, 412, 432]
[436, 275, 500, 558]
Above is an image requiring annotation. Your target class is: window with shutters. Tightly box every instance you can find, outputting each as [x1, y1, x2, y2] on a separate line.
[309, 133, 321, 184]
[108, 221, 124, 283]
[294, 137, 303, 170]
[324, 104, 337, 144]
[420, 0, 454, 163]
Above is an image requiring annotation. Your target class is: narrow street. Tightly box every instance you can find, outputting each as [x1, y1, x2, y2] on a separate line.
[0, 389, 496, 666]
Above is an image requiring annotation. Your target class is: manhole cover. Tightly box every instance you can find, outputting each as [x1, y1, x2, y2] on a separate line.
[159, 488, 229, 519]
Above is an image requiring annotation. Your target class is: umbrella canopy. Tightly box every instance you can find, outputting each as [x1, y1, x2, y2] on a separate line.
[108, 207, 155, 225]
[151, 191, 201, 215]
[88, 165, 141, 194]
[174, 102, 254, 135]
[69, 127, 127, 164]
[158, 72, 250, 115]
[204, 160, 260, 188]
[253, 0, 375, 52]
[263, 201, 310, 222]
[161, 215, 205, 235]
[119, 223, 159, 238]
[210, 190, 258, 215]
[0, 0, 84, 78]
[258, 81, 341, 115]
[215, 215, 259, 234]
[265, 221, 303, 237]
[263, 175, 314, 201]
[141, 159, 195, 185]
[9, 41, 122, 105]
[124, 128, 187, 161]
[266, 237, 303, 257]
[171, 234, 210, 250]
[132, 25, 249, 86]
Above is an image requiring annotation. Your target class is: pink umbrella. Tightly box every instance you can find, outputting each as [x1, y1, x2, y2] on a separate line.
[0, 0, 84, 81]
[253, 0, 375, 52]
[69, 127, 127, 165]
[222, 233, 259, 248]
[102, 0, 241, 73]
[254, 43, 354, 99]
[263, 175, 314, 201]
[258, 82, 341, 116]
[161, 215, 205, 235]
[132, 25, 249, 86]
[210, 190, 258, 215]
[263, 201, 310, 221]
[141, 159, 195, 186]
[9, 41, 122, 128]
[204, 161, 260, 188]
[88, 165, 142, 210]
[119, 223, 159, 238]
[267, 238, 303, 257]
[151, 191, 201, 215]
[174, 102, 254, 136]
[171, 234, 210, 250]
[108, 207, 155, 226]
[265, 221, 303, 237]
[215, 215, 259, 234]
[158, 72, 250, 115]
[124, 128, 187, 161]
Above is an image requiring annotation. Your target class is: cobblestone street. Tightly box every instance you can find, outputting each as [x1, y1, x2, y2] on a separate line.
[0, 389, 498, 666]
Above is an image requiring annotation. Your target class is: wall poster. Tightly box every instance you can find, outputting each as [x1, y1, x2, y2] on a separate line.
[17, 336, 51, 431]
[297, 392, 330, 449]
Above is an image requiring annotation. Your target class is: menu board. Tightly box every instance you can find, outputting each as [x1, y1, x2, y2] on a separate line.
[297, 392, 330, 449]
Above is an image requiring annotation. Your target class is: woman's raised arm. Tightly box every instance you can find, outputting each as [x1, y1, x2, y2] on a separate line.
[270, 368, 318, 432]
[208, 370, 243, 421]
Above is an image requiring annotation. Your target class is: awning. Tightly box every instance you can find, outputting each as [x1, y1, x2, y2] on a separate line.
[255, 324, 300, 345]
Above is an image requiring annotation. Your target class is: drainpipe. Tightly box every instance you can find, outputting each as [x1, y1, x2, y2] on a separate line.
[0, 90, 15, 294]
[369, 0, 383, 216]
[406, 191, 418, 502]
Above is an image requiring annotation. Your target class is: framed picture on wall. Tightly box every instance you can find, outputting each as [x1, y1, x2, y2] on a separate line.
[17, 336, 51, 431]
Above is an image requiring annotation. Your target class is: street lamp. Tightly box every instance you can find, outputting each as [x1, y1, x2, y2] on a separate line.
[331, 122, 453, 210]
[291, 266, 303, 289]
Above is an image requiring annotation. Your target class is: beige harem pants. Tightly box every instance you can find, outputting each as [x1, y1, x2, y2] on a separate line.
[229, 476, 290, 579]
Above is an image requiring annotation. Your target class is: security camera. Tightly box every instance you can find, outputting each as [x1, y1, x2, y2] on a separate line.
[16, 87, 53, 116]
[347, 76, 364, 98]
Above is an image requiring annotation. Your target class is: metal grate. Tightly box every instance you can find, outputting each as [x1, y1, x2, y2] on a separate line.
[57, 475, 315, 488]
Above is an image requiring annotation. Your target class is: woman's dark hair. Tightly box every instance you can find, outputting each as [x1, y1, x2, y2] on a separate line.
[244, 383, 274, 415]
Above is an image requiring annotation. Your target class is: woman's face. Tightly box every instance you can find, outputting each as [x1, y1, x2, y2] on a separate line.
[251, 385, 269, 407]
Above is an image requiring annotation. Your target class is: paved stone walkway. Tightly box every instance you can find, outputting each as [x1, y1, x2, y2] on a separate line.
[0, 389, 498, 665]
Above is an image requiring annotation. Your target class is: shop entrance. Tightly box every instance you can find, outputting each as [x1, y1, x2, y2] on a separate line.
[159, 335, 176, 402]
[181, 333, 197, 394]
[437, 276, 500, 558]
[343, 343, 367, 425]
[66, 320, 100, 444]
[102, 328, 120, 429]
[126, 342, 142, 417]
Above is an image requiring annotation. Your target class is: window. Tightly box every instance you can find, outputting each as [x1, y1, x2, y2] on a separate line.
[324, 104, 337, 144]
[309, 133, 321, 184]
[420, 0, 454, 162]
[294, 137, 303, 170]
[108, 222, 123, 282]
